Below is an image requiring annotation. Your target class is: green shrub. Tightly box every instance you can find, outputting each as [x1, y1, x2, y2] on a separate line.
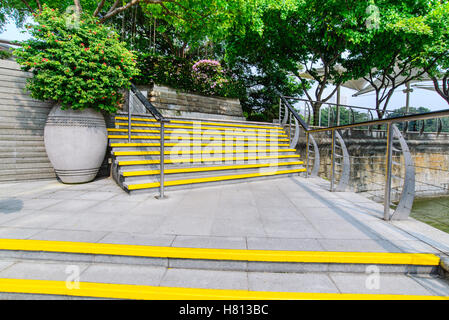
[135, 53, 243, 99]
[14, 5, 139, 113]
[0, 49, 12, 60]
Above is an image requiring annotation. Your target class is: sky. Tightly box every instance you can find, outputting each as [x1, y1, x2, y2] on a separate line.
[1, 20, 447, 112]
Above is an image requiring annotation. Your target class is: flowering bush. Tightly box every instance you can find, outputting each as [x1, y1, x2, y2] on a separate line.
[135, 53, 243, 98]
[191, 59, 229, 95]
[14, 6, 139, 113]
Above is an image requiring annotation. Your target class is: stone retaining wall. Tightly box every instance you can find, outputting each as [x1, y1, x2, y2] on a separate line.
[0, 59, 56, 182]
[134, 84, 245, 120]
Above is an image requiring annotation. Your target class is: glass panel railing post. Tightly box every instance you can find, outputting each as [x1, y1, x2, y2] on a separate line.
[384, 123, 393, 220]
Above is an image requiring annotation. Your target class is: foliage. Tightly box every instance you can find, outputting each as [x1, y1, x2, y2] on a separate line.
[135, 52, 244, 98]
[13, 5, 139, 113]
[386, 106, 449, 133]
[225, 0, 377, 124]
[191, 59, 228, 95]
[0, 49, 12, 60]
[342, 0, 449, 116]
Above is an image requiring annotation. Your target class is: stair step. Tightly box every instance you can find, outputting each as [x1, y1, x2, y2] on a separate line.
[108, 135, 290, 142]
[115, 116, 282, 130]
[122, 161, 304, 177]
[124, 168, 305, 190]
[117, 154, 300, 166]
[114, 121, 284, 133]
[2, 278, 447, 300]
[110, 142, 291, 148]
[108, 128, 287, 137]
[113, 148, 296, 156]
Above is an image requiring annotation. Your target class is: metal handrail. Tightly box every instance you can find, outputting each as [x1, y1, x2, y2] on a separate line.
[130, 84, 167, 122]
[278, 94, 449, 221]
[282, 96, 401, 114]
[307, 109, 449, 133]
[128, 84, 167, 199]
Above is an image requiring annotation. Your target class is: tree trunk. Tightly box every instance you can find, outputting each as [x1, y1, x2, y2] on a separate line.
[312, 102, 322, 126]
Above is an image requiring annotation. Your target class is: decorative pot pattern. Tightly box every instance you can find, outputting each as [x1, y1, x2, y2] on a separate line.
[44, 105, 108, 184]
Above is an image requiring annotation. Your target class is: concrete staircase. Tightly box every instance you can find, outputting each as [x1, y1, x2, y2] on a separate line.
[109, 113, 306, 193]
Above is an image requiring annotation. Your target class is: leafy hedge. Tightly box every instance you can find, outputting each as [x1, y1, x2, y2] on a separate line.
[134, 53, 244, 99]
[0, 49, 12, 60]
[14, 5, 139, 113]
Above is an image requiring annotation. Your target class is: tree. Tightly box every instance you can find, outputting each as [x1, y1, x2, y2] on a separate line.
[343, 0, 449, 118]
[226, 0, 381, 125]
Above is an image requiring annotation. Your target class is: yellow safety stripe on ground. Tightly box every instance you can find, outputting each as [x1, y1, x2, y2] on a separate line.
[108, 128, 287, 138]
[114, 148, 297, 156]
[0, 239, 440, 265]
[115, 116, 282, 130]
[118, 154, 300, 166]
[108, 135, 290, 142]
[123, 161, 304, 177]
[115, 122, 285, 133]
[0, 279, 446, 300]
[110, 142, 291, 148]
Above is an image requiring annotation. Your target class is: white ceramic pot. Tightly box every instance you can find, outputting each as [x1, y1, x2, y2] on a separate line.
[44, 105, 108, 184]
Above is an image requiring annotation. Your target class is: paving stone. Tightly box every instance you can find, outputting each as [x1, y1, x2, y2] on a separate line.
[248, 272, 339, 293]
[211, 218, 266, 237]
[80, 264, 167, 286]
[247, 237, 324, 251]
[308, 219, 381, 240]
[77, 192, 117, 201]
[0, 227, 42, 239]
[0, 261, 90, 281]
[29, 229, 108, 243]
[262, 219, 322, 239]
[408, 275, 449, 296]
[160, 268, 248, 290]
[44, 200, 99, 213]
[172, 235, 247, 249]
[2, 213, 67, 229]
[100, 232, 175, 246]
[317, 239, 402, 253]
[329, 272, 433, 296]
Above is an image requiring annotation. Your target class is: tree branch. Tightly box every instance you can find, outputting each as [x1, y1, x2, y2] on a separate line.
[93, 0, 106, 17]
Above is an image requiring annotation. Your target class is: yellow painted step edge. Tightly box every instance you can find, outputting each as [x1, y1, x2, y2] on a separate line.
[123, 169, 301, 189]
[108, 128, 288, 137]
[0, 279, 446, 300]
[119, 155, 300, 166]
[108, 135, 290, 142]
[115, 116, 282, 130]
[114, 148, 297, 156]
[123, 161, 304, 177]
[111, 143, 291, 147]
[114, 122, 286, 133]
[0, 239, 440, 266]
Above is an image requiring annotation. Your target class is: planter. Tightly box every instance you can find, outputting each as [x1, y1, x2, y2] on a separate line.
[44, 105, 108, 184]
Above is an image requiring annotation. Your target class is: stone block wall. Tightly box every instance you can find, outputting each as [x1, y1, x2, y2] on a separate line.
[135, 84, 245, 121]
[0, 59, 56, 182]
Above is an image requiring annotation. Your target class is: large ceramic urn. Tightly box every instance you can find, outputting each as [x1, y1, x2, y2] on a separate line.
[44, 105, 108, 184]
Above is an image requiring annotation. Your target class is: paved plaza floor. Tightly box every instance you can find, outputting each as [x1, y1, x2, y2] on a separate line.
[0, 176, 448, 255]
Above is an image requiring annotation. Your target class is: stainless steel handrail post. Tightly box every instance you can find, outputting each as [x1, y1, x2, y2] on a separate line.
[128, 91, 132, 143]
[157, 121, 166, 199]
[384, 123, 393, 220]
[306, 132, 310, 178]
[331, 129, 335, 192]
[279, 98, 282, 124]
